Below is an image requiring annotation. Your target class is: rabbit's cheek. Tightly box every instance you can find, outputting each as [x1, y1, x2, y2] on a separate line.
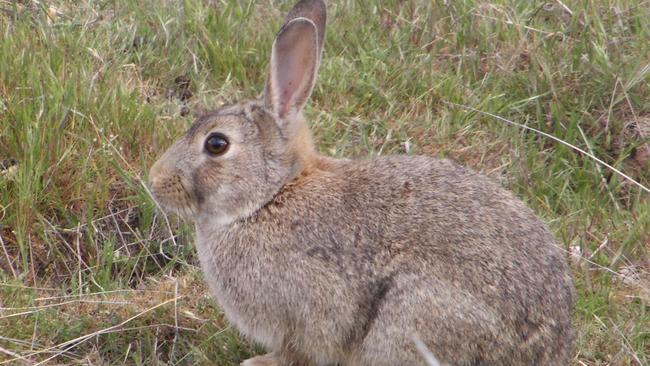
[191, 164, 222, 195]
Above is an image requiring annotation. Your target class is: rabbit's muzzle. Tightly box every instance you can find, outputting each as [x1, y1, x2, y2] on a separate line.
[148, 161, 198, 218]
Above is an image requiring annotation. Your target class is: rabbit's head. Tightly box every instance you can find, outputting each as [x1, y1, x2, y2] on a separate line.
[149, 0, 326, 224]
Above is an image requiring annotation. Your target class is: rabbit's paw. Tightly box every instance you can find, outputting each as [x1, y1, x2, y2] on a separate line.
[241, 352, 279, 366]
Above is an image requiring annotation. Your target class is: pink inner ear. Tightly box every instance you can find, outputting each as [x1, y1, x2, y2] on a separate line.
[271, 19, 318, 118]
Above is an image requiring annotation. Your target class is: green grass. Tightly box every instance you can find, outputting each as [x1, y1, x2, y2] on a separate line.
[0, 0, 648, 364]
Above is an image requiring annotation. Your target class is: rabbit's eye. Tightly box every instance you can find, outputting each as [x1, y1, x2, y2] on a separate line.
[204, 133, 229, 155]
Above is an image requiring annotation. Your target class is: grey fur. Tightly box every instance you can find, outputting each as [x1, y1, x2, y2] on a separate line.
[148, 1, 574, 365]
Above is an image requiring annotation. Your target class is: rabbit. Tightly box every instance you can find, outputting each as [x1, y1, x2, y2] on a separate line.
[148, 0, 575, 365]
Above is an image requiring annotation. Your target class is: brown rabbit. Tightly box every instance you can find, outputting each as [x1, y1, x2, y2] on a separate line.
[148, 1, 575, 365]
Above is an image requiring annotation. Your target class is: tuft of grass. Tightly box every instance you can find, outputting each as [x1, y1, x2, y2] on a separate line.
[0, 0, 648, 364]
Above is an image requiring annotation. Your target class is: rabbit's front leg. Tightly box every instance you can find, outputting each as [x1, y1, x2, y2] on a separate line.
[241, 352, 279, 366]
[241, 349, 314, 366]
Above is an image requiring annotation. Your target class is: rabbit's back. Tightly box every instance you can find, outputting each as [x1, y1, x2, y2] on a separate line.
[279, 155, 571, 292]
[198, 155, 574, 365]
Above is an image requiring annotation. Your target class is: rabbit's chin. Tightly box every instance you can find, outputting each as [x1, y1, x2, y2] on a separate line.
[149, 193, 198, 222]
[196, 200, 264, 228]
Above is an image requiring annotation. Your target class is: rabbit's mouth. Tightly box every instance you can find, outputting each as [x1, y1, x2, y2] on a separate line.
[149, 173, 198, 220]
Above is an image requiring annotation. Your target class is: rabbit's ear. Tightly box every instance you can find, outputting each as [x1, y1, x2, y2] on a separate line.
[264, 0, 326, 121]
[284, 0, 326, 57]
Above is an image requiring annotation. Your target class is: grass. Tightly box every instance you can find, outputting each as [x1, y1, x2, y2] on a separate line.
[0, 0, 648, 364]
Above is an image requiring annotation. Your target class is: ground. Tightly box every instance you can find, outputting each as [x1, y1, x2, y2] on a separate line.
[0, 0, 648, 365]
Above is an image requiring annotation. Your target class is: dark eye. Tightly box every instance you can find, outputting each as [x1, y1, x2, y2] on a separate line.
[204, 133, 229, 155]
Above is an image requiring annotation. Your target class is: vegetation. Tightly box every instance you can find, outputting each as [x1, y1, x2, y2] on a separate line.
[0, 0, 648, 364]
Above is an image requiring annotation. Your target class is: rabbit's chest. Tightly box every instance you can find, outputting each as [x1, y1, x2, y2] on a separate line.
[195, 231, 284, 348]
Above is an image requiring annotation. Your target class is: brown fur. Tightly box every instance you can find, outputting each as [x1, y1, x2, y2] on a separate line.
[149, 1, 574, 365]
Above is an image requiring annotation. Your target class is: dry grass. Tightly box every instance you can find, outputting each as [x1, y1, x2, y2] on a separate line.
[0, 0, 648, 364]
